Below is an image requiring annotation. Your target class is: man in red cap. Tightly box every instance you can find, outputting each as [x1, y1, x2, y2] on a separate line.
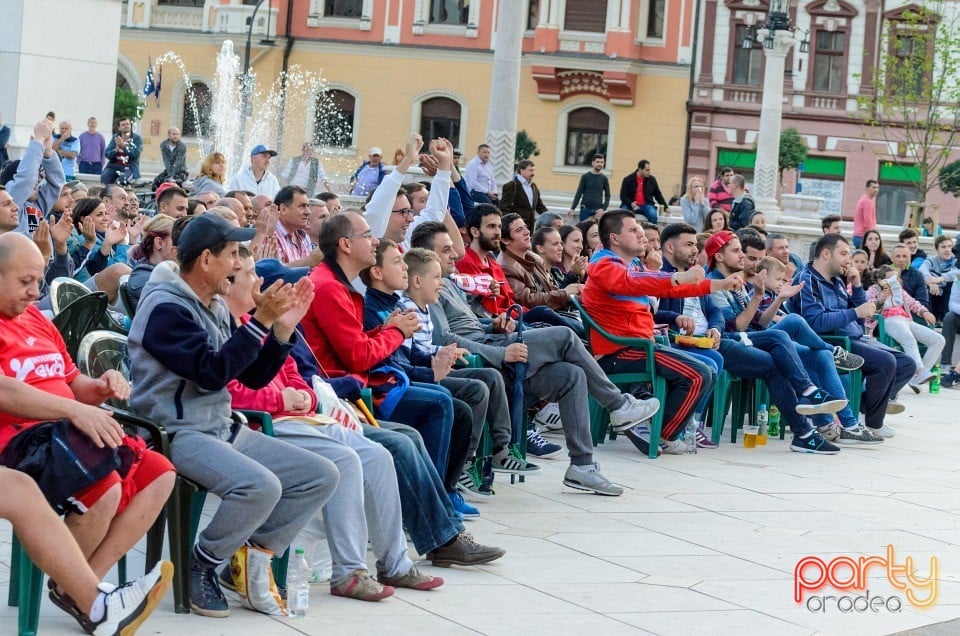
[581, 211, 742, 455]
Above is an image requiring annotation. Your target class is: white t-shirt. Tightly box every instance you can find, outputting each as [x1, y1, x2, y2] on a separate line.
[682, 297, 709, 336]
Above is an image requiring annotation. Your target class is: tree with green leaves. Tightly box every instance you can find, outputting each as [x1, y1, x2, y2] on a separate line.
[114, 88, 141, 123]
[857, 0, 960, 203]
[515, 130, 540, 163]
[779, 127, 808, 180]
[939, 159, 960, 196]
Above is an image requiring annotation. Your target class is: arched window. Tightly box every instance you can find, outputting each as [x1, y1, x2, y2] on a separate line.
[116, 72, 132, 92]
[420, 97, 461, 148]
[565, 107, 608, 166]
[315, 89, 356, 148]
[182, 82, 212, 138]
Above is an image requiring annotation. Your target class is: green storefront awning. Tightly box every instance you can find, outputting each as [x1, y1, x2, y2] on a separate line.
[803, 156, 845, 178]
[879, 162, 921, 183]
[717, 149, 756, 170]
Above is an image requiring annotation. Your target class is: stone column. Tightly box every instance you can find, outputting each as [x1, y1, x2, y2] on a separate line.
[485, 0, 526, 186]
[752, 28, 797, 217]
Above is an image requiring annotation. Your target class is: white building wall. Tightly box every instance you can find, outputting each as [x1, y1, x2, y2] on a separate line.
[0, 0, 123, 157]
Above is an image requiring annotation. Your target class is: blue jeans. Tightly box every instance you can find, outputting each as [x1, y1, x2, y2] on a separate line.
[363, 421, 463, 555]
[101, 163, 132, 185]
[523, 305, 585, 338]
[676, 346, 724, 417]
[769, 315, 856, 428]
[381, 382, 454, 487]
[470, 190, 496, 205]
[853, 235, 863, 249]
[579, 205, 602, 221]
[718, 339, 811, 435]
[78, 160, 102, 175]
[742, 329, 813, 394]
[623, 203, 658, 223]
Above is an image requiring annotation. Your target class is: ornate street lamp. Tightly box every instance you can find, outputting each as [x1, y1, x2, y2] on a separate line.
[748, 0, 810, 217]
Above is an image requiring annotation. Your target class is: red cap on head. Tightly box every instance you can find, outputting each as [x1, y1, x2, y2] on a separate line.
[704, 230, 735, 266]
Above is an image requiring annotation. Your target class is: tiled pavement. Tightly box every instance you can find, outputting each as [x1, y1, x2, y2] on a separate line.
[2, 385, 959, 635]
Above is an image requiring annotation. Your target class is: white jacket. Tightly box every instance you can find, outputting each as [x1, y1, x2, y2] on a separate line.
[228, 165, 281, 198]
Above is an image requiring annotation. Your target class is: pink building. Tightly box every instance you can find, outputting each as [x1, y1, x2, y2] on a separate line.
[687, 0, 960, 229]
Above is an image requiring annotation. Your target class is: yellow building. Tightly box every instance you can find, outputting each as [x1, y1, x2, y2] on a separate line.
[119, 0, 695, 200]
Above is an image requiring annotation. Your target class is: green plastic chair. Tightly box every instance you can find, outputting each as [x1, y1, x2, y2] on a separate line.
[571, 297, 667, 459]
[52, 292, 109, 362]
[822, 335, 863, 418]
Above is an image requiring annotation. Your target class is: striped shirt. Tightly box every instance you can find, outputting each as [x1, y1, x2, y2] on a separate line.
[397, 296, 440, 356]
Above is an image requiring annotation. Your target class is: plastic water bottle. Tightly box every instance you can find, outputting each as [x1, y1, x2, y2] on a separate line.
[768, 406, 781, 438]
[684, 419, 698, 454]
[286, 549, 310, 618]
[291, 517, 332, 583]
[930, 365, 941, 394]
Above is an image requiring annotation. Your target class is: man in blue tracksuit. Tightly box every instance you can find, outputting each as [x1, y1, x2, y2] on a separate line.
[790, 233, 916, 439]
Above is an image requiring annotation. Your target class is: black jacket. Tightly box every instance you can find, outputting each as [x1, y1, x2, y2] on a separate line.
[619, 172, 667, 210]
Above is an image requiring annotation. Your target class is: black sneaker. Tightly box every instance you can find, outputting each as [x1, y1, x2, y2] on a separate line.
[623, 425, 661, 456]
[796, 388, 847, 416]
[832, 346, 865, 371]
[479, 455, 496, 494]
[491, 447, 541, 474]
[189, 552, 230, 618]
[790, 431, 842, 455]
[943, 371, 960, 389]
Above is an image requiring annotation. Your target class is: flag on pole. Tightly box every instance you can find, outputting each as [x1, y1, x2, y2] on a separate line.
[154, 63, 162, 107]
[143, 57, 156, 98]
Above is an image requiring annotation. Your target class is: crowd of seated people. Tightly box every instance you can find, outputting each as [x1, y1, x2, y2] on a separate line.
[1, 121, 955, 634]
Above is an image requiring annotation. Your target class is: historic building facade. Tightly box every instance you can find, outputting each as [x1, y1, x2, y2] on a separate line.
[687, 0, 960, 227]
[118, 0, 699, 198]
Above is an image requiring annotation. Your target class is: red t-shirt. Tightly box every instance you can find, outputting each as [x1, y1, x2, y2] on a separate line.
[634, 175, 646, 206]
[0, 305, 80, 449]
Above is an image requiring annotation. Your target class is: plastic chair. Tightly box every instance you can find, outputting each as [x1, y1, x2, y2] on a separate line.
[52, 292, 109, 362]
[118, 280, 137, 319]
[49, 277, 93, 315]
[572, 297, 667, 459]
[822, 335, 863, 418]
[7, 534, 43, 636]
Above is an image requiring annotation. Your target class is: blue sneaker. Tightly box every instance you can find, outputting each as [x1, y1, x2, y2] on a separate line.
[790, 430, 841, 455]
[525, 429, 564, 459]
[449, 491, 480, 519]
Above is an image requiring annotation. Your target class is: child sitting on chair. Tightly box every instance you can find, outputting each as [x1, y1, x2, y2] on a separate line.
[866, 265, 944, 392]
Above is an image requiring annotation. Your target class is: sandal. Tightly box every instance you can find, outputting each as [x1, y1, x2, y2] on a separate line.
[48, 579, 95, 634]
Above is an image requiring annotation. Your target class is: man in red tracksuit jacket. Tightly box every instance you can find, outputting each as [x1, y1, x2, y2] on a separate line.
[582, 212, 743, 453]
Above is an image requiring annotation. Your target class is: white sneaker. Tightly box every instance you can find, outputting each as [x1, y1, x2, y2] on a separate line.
[876, 424, 897, 438]
[659, 438, 687, 455]
[532, 402, 563, 433]
[92, 560, 173, 635]
[886, 401, 906, 415]
[609, 394, 661, 433]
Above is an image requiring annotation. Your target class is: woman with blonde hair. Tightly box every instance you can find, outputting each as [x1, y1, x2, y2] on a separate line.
[681, 176, 710, 231]
[192, 152, 227, 196]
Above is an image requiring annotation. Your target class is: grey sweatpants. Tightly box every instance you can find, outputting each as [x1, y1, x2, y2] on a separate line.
[522, 327, 627, 466]
[272, 420, 414, 584]
[170, 425, 339, 561]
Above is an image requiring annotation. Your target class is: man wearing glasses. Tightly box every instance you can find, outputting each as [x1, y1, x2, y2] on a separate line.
[364, 134, 463, 255]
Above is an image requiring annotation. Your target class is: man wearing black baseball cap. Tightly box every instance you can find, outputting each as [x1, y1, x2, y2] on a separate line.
[228, 143, 281, 199]
[128, 212, 338, 618]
